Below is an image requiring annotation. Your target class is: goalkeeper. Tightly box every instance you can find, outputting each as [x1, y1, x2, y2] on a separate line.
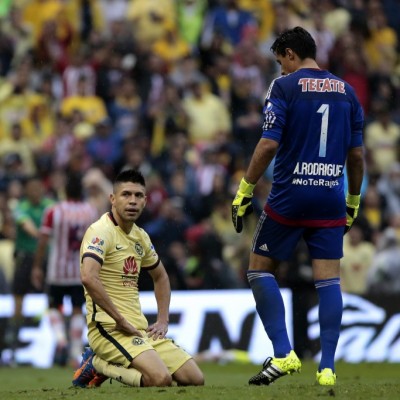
[231, 27, 365, 387]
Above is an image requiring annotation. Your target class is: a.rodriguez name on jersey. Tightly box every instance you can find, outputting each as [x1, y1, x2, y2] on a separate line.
[292, 162, 343, 188]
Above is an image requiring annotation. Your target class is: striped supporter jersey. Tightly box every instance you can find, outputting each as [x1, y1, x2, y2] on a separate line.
[40, 200, 99, 285]
[261, 68, 364, 227]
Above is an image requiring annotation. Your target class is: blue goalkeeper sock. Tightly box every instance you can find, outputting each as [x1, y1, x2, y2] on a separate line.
[247, 271, 292, 358]
[315, 278, 342, 372]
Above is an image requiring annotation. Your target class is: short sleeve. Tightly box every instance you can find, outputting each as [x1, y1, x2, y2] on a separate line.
[262, 79, 287, 143]
[139, 230, 160, 270]
[81, 224, 113, 265]
[40, 206, 54, 235]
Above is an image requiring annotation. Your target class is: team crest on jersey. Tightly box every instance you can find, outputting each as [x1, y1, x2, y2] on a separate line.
[123, 256, 138, 275]
[134, 242, 144, 256]
[132, 337, 145, 346]
[91, 237, 104, 246]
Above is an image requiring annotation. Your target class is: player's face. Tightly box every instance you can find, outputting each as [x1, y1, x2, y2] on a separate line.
[275, 49, 300, 75]
[110, 182, 147, 223]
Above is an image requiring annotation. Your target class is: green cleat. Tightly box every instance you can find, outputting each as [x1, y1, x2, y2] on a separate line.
[249, 350, 301, 385]
[316, 368, 337, 386]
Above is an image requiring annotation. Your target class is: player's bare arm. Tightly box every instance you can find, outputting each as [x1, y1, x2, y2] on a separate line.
[245, 138, 279, 184]
[81, 256, 142, 337]
[146, 261, 170, 340]
[344, 146, 364, 233]
[346, 146, 364, 195]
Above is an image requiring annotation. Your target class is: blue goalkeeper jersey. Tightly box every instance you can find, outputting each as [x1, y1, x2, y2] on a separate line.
[261, 68, 364, 227]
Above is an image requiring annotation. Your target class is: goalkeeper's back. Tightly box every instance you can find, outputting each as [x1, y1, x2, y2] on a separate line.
[261, 67, 364, 226]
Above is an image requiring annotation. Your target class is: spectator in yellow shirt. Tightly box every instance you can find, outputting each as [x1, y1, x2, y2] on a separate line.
[365, 106, 400, 176]
[364, 5, 397, 73]
[152, 26, 191, 73]
[21, 0, 63, 43]
[60, 76, 108, 125]
[126, 0, 176, 50]
[0, 122, 37, 177]
[0, 63, 54, 144]
[182, 74, 231, 151]
[341, 222, 375, 295]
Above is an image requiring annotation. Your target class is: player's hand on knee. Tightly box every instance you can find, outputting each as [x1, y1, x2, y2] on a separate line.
[146, 321, 168, 340]
[344, 193, 360, 234]
[112, 318, 143, 337]
[232, 178, 255, 233]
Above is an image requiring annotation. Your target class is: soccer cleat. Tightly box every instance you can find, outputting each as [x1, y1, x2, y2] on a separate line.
[88, 372, 108, 387]
[75, 347, 93, 373]
[316, 368, 336, 386]
[72, 348, 96, 388]
[72, 347, 107, 388]
[249, 350, 301, 385]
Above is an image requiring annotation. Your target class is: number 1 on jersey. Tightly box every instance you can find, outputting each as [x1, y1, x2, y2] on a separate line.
[317, 104, 329, 157]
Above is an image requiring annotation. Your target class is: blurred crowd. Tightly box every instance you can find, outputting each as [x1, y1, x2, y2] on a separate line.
[0, 0, 400, 298]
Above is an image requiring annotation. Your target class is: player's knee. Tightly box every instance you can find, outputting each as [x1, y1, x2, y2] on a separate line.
[143, 371, 172, 387]
[190, 372, 205, 386]
[176, 371, 205, 386]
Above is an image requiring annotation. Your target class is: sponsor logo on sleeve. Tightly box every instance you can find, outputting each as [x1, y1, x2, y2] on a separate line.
[87, 246, 104, 255]
[88, 237, 105, 254]
[91, 237, 104, 245]
[262, 103, 276, 130]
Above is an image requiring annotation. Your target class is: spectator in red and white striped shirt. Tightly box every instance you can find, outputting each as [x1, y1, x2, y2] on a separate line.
[31, 173, 99, 368]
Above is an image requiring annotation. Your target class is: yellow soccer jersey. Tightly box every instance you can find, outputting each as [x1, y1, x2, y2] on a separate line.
[80, 212, 159, 329]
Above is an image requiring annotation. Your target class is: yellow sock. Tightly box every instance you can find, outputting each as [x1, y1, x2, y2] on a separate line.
[92, 355, 142, 387]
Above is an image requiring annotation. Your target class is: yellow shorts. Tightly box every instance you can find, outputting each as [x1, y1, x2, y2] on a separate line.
[88, 321, 192, 374]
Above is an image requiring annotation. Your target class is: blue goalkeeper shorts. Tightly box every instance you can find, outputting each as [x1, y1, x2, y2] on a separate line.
[252, 211, 344, 260]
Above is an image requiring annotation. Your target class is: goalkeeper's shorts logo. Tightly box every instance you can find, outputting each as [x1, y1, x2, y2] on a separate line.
[259, 243, 269, 252]
[132, 337, 145, 346]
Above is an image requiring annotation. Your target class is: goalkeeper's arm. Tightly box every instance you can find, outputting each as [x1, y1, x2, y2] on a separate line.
[231, 138, 278, 233]
[345, 146, 364, 233]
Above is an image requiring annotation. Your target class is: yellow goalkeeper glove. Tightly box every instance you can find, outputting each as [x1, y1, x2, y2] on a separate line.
[232, 178, 255, 233]
[344, 193, 361, 234]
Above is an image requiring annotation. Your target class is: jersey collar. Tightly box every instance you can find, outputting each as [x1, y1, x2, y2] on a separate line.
[108, 211, 118, 226]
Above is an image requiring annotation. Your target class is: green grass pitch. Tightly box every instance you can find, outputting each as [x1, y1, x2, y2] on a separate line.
[1, 361, 400, 400]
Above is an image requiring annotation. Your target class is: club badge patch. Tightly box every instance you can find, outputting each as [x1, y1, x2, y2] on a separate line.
[132, 337, 145, 346]
[134, 242, 143, 256]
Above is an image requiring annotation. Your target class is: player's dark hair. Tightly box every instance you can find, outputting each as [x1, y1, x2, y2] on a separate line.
[271, 26, 317, 60]
[65, 174, 83, 200]
[114, 169, 146, 188]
